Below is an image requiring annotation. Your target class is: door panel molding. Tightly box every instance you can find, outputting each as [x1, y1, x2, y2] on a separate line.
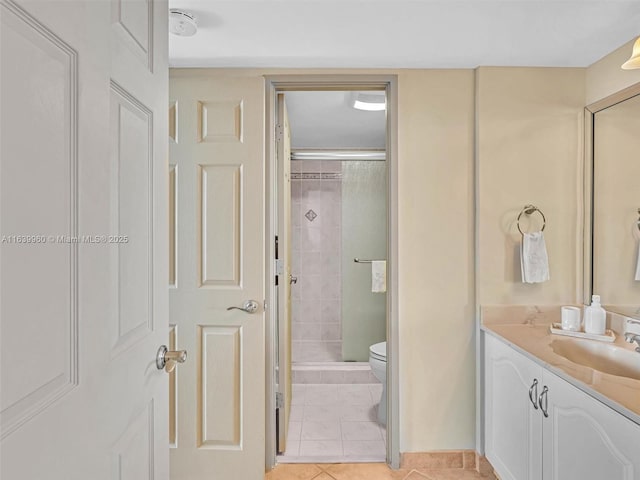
[109, 80, 155, 357]
[197, 325, 243, 450]
[111, 0, 154, 71]
[169, 164, 178, 288]
[169, 101, 178, 143]
[0, 0, 79, 439]
[111, 399, 156, 480]
[197, 164, 243, 288]
[197, 100, 244, 143]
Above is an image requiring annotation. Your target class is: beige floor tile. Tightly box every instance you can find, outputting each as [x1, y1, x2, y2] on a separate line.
[267, 463, 323, 480]
[312, 473, 337, 480]
[402, 472, 430, 480]
[325, 463, 408, 480]
[266, 463, 495, 480]
[416, 469, 494, 479]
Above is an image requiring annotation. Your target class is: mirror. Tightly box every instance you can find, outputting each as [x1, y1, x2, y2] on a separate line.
[587, 88, 640, 320]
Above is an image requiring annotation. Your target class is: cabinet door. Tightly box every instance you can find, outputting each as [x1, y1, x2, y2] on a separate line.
[542, 371, 640, 480]
[485, 334, 544, 480]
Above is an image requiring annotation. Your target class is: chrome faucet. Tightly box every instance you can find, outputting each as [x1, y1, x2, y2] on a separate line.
[625, 319, 640, 352]
[624, 332, 640, 352]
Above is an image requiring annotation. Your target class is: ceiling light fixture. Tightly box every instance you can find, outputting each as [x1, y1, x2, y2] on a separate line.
[621, 37, 640, 70]
[169, 10, 197, 37]
[352, 92, 386, 111]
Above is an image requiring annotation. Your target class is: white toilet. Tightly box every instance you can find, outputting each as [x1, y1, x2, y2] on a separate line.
[369, 341, 387, 426]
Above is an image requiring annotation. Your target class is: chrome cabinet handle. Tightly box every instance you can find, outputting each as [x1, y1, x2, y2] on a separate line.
[290, 275, 298, 285]
[227, 300, 259, 314]
[539, 386, 549, 418]
[156, 345, 187, 373]
[528, 378, 539, 409]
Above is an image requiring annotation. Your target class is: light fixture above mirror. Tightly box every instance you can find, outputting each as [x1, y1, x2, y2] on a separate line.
[621, 37, 640, 70]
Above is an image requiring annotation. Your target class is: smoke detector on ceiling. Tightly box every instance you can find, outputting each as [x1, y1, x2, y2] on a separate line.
[169, 9, 197, 37]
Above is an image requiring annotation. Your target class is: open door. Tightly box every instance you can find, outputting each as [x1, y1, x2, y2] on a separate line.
[275, 93, 292, 454]
[169, 73, 266, 479]
[1, 1, 170, 479]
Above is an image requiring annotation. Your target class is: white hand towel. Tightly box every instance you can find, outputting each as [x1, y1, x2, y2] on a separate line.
[635, 242, 640, 281]
[371, 260, 387, 293]
[520, 231, 550, 284]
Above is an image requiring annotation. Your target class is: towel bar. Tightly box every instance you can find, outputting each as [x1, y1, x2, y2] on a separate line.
[517, 204, 546, 235]
[354, 258, 384, 264]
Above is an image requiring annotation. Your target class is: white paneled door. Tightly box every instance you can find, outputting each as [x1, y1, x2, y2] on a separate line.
[169, 73, 265, 479]
[1, 1, 169, 479]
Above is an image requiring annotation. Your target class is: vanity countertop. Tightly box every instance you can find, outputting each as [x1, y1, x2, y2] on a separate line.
[481, 305, 640, 426]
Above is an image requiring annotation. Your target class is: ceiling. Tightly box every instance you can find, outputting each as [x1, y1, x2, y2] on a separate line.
[168, 1, 640, 68]
[284, 91, 386, 150]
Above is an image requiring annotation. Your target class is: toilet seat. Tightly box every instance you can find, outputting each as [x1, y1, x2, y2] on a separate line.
[369, 341, 386, 362]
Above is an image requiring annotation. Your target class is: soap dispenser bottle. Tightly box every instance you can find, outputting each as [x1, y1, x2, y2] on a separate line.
[584, 295, 606, 335]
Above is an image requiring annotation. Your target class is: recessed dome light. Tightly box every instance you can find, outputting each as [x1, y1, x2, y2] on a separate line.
[351, 91, 386, 111]
[169, 9, 197, 37]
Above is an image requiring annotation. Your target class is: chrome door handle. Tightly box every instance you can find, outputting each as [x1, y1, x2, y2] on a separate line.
[528, 378, 539, 409]
[156, 345, 187, 373]
[227, 300, 259, 314]
[539, 386, 549, 418]
[290, 275, 298, 285]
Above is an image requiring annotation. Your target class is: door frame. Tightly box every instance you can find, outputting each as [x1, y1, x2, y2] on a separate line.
[264, 74, 400, 469]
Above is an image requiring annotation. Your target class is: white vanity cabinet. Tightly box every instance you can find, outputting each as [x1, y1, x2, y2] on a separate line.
[485, 334, 543, 480]
[542, 371, 640, 480]
[484, 333, 640, 480]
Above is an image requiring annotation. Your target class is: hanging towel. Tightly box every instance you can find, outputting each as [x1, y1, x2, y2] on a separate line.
[520, 231, 550, 283]
[635, 242, 640, 281]
[371, 260, 387, 293]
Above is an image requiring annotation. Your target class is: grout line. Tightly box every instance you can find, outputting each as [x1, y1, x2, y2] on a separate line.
[402, 470, 432, 480]
[310, 469, 338, 480]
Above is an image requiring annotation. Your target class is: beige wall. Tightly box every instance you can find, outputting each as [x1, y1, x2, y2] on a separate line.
[171, 53, 635, 455]
[171, 68, 478, 453]
[586, 38, 640, 105]
[397, 70, 476, 451]
[476, 67, 586, 306]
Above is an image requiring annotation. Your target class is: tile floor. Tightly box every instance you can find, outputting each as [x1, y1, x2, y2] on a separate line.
[265, 463, 497, 480]
[279, 384, 386, 463]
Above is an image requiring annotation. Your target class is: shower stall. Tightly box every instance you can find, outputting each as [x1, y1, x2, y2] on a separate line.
[290, 155, 387, 379]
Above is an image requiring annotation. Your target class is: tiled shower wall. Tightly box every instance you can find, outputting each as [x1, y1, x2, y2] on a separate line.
[291, 160, 342, 362]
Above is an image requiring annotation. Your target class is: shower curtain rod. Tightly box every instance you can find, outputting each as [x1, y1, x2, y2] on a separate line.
[290, 149, 386, 161]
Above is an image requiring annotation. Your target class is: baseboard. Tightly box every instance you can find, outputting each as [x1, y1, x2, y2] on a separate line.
[400, 450, 495, 476]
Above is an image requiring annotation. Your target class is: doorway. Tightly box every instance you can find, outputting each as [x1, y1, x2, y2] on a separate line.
[265, 76, 399, 469]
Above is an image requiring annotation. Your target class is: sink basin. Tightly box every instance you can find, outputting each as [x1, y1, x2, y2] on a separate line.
[550, 339, 640, 381]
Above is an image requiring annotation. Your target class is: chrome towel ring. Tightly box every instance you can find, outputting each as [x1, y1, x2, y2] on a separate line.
[517, 204, 546, 235]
